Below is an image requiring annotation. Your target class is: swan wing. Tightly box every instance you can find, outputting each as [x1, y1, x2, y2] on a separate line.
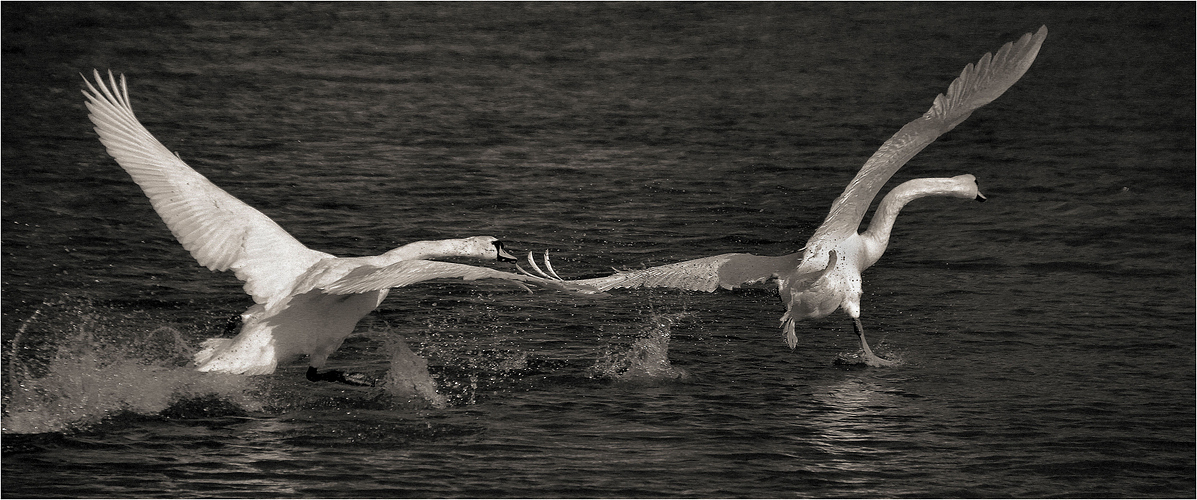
[82, 70, 330, 304]
[319, 259, 594, 295]
[805, 26, 1047, 255]
[564, 252, 802, 293]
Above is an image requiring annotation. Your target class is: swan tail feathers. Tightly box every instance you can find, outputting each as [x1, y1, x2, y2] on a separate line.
[193, 338, 232, 367]
[192, 329, 278, 375]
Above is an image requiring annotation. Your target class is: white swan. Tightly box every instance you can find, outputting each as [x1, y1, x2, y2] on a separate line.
[82, 70, 585, 385]
[527, 26, 1048, 367]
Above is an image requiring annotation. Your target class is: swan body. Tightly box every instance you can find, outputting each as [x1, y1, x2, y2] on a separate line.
[530, 27, 1047, 366]
[82, 70, 579, 381]
[189, 237, 520, 376]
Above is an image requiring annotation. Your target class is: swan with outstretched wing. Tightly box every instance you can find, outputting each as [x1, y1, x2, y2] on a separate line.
[527, 26, 1047, 366]
[83, 70, 590, 385]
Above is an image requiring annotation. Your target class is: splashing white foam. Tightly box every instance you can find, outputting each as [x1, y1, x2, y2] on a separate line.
[834, 344, 905, 368]
[590, 312, 692, 382]
[2, 303, 262, 434]
[380, 335, 448, 409]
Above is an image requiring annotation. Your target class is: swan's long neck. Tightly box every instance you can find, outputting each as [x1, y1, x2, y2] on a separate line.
[858, 175, 982, 268]
[376, 239, 480, 264]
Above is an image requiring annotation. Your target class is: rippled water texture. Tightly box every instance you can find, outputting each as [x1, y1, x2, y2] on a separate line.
[3, 3, 1194, 498]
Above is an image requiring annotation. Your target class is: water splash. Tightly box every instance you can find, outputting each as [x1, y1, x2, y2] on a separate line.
[832, 354, 905, 368]
[590, 312, 692, 382]
[2, 302, 262, 435]
[833, 338, 905, 368]
[382, 302, 543, 407]
[386, 334, 537, 408]
[380, 334, 448, 409]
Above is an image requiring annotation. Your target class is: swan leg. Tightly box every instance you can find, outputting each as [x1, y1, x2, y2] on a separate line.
[852, 318, 896, 367]
[306, 366, 376, 387]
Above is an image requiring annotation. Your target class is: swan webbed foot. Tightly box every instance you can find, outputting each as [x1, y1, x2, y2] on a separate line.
[850, 318, 896, 367]
[306, 366, 376, 387]
[833, 352, 897, 368]
[860, 353, 897, 367]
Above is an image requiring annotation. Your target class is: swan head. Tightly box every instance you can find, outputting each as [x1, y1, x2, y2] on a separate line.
[951, 174, 986, 202]
[470, 236, 518, 262]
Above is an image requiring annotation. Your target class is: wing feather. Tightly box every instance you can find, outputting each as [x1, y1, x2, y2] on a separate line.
[82, 70, 331, 303]
[320, 260, 587, 295]
[567, 252, 801, 293]
[804, 26, 1047, 256]
[551, 28, 1046, 296]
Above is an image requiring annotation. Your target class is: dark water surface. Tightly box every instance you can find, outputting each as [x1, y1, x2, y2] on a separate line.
[3, 3, 1194, 498]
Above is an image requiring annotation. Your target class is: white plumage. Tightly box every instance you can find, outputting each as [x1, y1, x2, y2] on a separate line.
[82, 71, 577, 380]
[532, 26, 1048, 366]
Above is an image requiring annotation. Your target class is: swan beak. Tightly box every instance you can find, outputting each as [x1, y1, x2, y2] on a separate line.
[494, 241, 518, 262]
[975, 192, 987, 203]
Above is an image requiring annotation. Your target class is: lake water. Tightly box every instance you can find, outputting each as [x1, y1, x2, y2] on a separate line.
[2, 3, 1194, 498]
